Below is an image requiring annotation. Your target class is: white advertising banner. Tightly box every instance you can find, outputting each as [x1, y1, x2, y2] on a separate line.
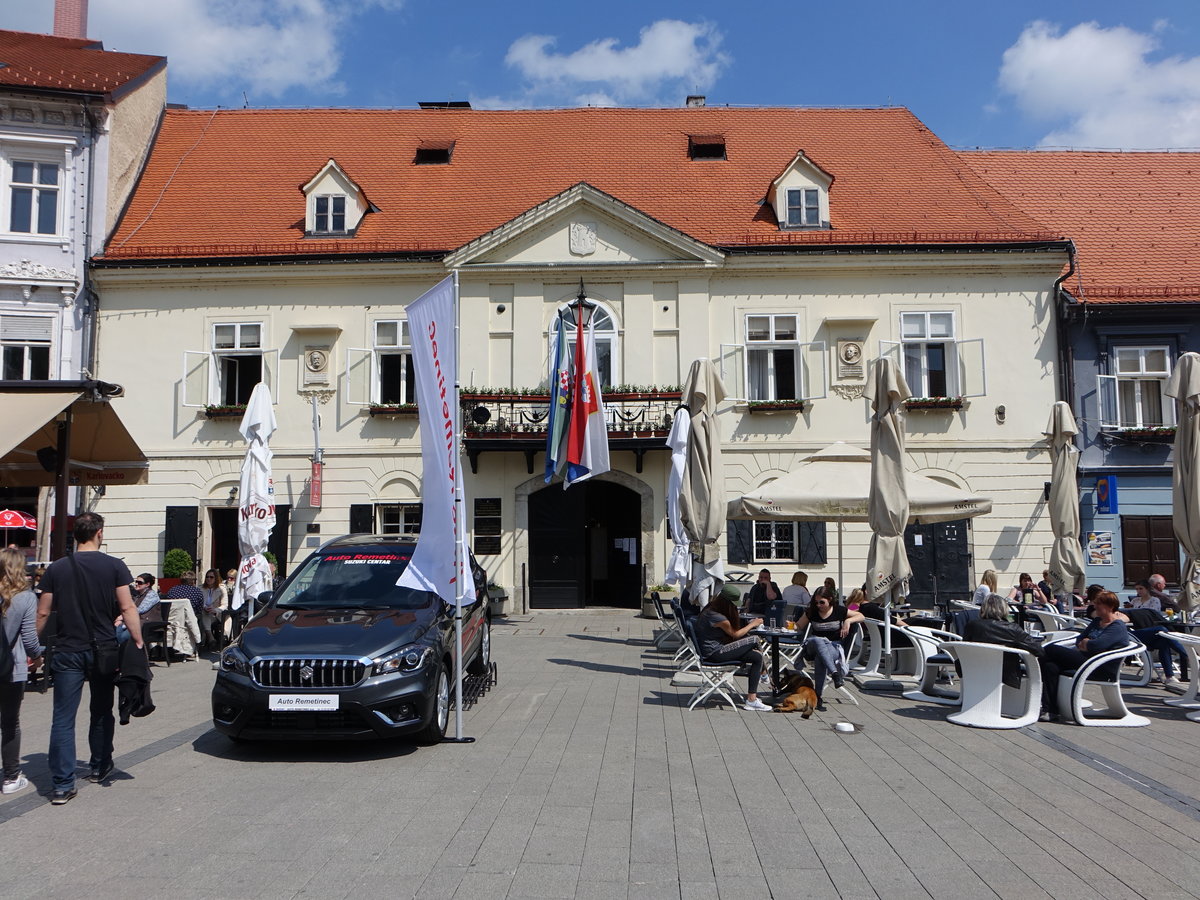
[397, 276, 476, 607]
[233, 382, 276, 610]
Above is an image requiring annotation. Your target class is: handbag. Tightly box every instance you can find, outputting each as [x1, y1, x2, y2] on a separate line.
[67, 554, 119, 679]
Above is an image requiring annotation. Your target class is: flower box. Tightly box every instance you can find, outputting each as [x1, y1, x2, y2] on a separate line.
[369, 404, 419, 417]
[204, 405, 246, 419]
[746, 400, 807, 413]
[904, 397, 965, 411]
[1114, 426, 1175, 442]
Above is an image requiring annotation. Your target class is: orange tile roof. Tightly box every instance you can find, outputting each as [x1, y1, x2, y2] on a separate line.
[963, 150, 1200, 305]
[0, 29, 164, 97]
[103, 107, 1060, 262]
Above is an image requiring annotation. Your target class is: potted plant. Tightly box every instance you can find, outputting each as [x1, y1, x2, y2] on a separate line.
[904, 396, 966, 411]
[368, 403, 419, 417]
[486, 582, 508, 616]
[159, 547, 194, 594]
[746, 399, 808, 413]
[204, 403, 247, 418]
[644, 582, 678, 617]
[1116, 425, 1175, 443]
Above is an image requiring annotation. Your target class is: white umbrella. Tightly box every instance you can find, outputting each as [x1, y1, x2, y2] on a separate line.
[664, 406, 693, 587]
[232, 383, 276, 612]
[1044, 401, 1085, 598]
[677, 359, 728, 606]
[865, 358, 912, 678]
[1167, 352, 1200, 612]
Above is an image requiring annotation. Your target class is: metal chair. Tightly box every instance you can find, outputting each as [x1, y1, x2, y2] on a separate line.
[682, 619, 744, 711]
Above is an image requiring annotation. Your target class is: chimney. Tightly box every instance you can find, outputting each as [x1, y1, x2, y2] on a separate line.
[54, 0, 89, 39]
[686, 95, 706, 108]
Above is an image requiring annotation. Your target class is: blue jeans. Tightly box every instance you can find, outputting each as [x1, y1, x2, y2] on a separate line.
[802, 636, 846, 697]
[1133, 627, 1189, 679]
[49, 650, 116, 791]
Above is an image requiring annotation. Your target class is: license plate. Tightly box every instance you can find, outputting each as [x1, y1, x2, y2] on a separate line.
[268, 694, 339, 712]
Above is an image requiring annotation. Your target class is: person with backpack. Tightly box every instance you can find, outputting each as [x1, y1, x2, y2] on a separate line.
[2, 546, 43, 795]
[35, 513, 142, 805]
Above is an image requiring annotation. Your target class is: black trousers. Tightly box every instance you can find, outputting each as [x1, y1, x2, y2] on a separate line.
[1, 680, 25, 779]
[1038, 644, 1088, 715]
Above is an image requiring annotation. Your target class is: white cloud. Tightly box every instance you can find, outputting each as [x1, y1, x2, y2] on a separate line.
[998, 20, 1200, 148]
[84, 0, 402, 101]
[495, 19, 730, 108]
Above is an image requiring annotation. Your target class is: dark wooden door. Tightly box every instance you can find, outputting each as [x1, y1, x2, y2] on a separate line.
[904, 518, 971, 607]
[529, 485, 586, 608]
[1121, 515, 1179, 586]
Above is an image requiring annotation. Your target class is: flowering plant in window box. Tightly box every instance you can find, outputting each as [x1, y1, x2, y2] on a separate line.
[603, 384, 683, 401]
[460, 387, 549, 402]
[746, 399, 808, 413]
[368, 403, 419, 417]
[1115, 425, 1175, 442]
[204, 404, 247, 419]
[903, 396, 965, 411]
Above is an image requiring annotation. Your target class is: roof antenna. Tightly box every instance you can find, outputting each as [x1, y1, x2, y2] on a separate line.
[242, 91, 249, 109]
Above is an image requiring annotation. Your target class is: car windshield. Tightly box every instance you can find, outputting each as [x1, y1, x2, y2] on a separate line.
[273, 550, 437, 610]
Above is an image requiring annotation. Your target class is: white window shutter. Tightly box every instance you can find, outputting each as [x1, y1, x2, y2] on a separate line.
[798, 341, 827, 400]
[955, 338, 986, 398]
[1097, 373, 1120, 428]
[261, 349, 280, 402]
[182, 350, 211, 407]
[878, 340, 902, 369]
[344, 348, 375, 405]
[717, 343, 746, 402]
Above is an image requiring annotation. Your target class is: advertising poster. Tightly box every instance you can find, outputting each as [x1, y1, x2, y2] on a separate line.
[1086, 531, 1114, 566]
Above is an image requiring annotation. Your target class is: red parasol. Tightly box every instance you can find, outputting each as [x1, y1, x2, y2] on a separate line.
[0, 509, 36, 529]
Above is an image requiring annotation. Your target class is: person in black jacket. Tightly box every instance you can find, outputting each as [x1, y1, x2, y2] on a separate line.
[1124, 605, 1187, 689]
[961, 594, 1044, 690]
[744, 569, 784, 624]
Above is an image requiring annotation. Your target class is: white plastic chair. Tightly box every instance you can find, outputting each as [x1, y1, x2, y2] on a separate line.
[1056, 639, 1151, 727]
[1028, 608, 1085, 633]
[943, 641, 1042, 729]
[1165, 633, 1200, 711]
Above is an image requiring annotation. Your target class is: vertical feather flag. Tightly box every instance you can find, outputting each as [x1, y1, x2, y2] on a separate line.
[544, 311, 571, 482]
[565, 304, 610, 486]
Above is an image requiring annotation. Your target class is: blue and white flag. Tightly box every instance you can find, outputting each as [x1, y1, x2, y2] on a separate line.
[544, 311, 570, 482]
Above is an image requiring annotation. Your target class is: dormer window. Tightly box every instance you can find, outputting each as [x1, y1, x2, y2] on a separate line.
[414, 141, 454, 165]
[688, 134, 726, 160]
[770, 150, 833, 231]
[314, 194, 346, 233]
[786, 188, 819, 227]
[300, 159, 371, 237]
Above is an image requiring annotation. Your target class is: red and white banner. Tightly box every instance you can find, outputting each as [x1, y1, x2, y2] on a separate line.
[397, 276, 475, 607]
[564, 306, 610, 486]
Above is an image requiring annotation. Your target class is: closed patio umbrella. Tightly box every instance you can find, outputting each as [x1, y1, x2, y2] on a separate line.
[865, 358, 912, 679]
[1044, 401, 1085, 599]
[231, 383, 276, 613]
[1167, 352, 1200, 611]
[677, 358, 728, 606]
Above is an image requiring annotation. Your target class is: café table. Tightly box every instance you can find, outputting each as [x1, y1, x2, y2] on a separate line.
[751, 625, 803, 694]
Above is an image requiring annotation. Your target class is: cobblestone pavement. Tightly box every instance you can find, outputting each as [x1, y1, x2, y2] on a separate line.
[3, 608, 1200, 899]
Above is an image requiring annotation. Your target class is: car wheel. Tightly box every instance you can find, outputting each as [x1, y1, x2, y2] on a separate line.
[466, 616, 491, 675]
[415, 662, 450, 745]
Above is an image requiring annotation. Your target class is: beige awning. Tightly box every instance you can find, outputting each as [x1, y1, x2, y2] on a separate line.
[0, 390, 149, 487]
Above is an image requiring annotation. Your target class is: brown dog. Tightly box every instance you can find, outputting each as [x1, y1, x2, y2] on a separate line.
[773, 670, 818, 718]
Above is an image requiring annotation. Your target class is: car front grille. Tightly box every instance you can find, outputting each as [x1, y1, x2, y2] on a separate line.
[251, 657, 367, 689]
[248, 710, 361, 731]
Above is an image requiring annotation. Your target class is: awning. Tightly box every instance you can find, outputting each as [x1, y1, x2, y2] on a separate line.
[0, 388, 149, 487]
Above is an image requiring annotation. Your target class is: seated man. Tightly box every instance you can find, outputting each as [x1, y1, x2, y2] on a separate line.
[1124, 605, 1188, 689]
[1149, 573, 1177, 611]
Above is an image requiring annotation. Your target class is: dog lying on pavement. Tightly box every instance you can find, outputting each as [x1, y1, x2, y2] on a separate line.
[773, 670, 818, 717]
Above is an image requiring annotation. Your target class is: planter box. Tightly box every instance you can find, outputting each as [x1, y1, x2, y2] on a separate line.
[204, 406, 245, 419]
[904, 397, 965, 411]
[746, 401, 807, 413]
[1114, 427, 1175, 443]
[369, 405, 419, 417]
[157, 577, 182, 595]
[488, 591, 509, 617]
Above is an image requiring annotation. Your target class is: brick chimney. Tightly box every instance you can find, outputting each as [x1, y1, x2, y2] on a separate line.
[54, 0, 89, 39]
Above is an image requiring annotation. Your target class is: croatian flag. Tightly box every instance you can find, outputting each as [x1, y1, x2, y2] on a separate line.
[544, 311, 570, 482]
[564, 305, 610, 486]
[396, 275, 475, 607]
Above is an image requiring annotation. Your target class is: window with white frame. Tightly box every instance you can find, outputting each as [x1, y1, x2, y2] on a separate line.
[754, 521, 796, 561]
[313, 194, 346, 233]
[786, 188, 819, 227]
[378, 503, 422, 536]
[181, 323, 276, 408]
[746, 314, 799, 401]
[558, 302, 617, 388]
[900, 311, 954, 397]
[1099, 345, 1174, 429]
[8, 159, 59, 235]
[374, 319, 414, 405]
[0, 313, 53, 379]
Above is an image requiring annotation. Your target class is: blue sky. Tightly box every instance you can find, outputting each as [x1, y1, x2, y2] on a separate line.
[5, 0, 1200, 148]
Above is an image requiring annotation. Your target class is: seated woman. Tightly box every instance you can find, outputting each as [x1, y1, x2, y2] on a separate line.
[962, 594, 1044, 689]
[1007, 572, 1050, 607]
[780, 571, 811, 621]
[1123, 605, 1187, 689]
[1130, 580, 1162, 612]
[163, 571, 204, 660]
[1037, 590, 1131, 721]
[972, 569, 998, 606]
[794, 586, 865, 710]
[845, 588, 865, 613]
[694, 585, 771, 711]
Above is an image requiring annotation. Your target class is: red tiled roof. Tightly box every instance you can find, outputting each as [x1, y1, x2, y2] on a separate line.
[103, 107, 1059, 262]
[963, 150, 1200, 305]
[0, 29, 164, 97]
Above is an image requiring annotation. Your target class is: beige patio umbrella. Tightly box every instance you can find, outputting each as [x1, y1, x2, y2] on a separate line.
[1044, 401, 1085, 598]
[864, 358, 911, 679]
[677, 358, 728, 606]
[1166, 352, 1200, 611]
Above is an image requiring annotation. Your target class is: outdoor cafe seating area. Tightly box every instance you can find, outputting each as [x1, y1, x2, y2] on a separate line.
[650, 591, 1200, 730]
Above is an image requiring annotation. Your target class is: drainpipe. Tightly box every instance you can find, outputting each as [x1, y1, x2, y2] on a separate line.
[1053, 240, 1078, 405]
[80, 99, 100, 378]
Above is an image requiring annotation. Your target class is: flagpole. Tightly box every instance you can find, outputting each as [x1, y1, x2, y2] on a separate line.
[450, 268, 472, 743]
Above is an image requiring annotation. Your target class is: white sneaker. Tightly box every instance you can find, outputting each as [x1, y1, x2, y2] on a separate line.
[1165, 676, 1185, 692]
[1, 773, 29, 794]
[743, 699, 772, 711]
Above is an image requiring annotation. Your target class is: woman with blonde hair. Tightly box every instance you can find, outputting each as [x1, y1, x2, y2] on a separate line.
[1, 547, 43, 794]
[972, 569, 998, 605]
[199, 568, 227, 649]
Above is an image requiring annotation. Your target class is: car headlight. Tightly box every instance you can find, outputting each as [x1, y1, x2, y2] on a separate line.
[220, 646, 250, 675]
[372, 645, 433, 677]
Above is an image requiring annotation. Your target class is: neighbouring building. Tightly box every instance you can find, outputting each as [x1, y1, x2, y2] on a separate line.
[90, 105, 1071, 609]
[966, 150, 1200, 594]
[0, 26, 165, 555]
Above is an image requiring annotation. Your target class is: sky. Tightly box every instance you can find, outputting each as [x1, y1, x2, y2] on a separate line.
[4, 0, 1200, 149]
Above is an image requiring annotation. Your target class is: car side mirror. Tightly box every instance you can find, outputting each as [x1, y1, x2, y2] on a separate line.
[254, 590, 273, 613]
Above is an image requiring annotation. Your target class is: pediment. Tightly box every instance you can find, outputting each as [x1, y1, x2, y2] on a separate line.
[444, 183, 724, 268]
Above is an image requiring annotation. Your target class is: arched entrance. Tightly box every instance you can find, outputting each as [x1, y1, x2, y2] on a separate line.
[528, 480, 641, 608]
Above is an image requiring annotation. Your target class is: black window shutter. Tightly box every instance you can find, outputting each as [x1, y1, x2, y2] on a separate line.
[268, 504, 291, 577]
[798, 522, 827, 565]
[164, 506, 198, 565]
[727, 519, 752, 565]
[350, 503, 374, 535]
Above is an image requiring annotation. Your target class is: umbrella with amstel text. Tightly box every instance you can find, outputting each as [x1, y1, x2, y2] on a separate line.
[1167, 352, 1200, 611]
[677, 358, 728, 607]
[1044, 402, 1086, 598]
[232, 383, 276, 613]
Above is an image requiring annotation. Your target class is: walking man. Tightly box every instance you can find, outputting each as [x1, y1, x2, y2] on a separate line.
[36, 512, 142, 805]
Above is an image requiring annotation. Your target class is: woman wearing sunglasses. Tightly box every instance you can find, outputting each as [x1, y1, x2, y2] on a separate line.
[793, 586, 864, 711]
